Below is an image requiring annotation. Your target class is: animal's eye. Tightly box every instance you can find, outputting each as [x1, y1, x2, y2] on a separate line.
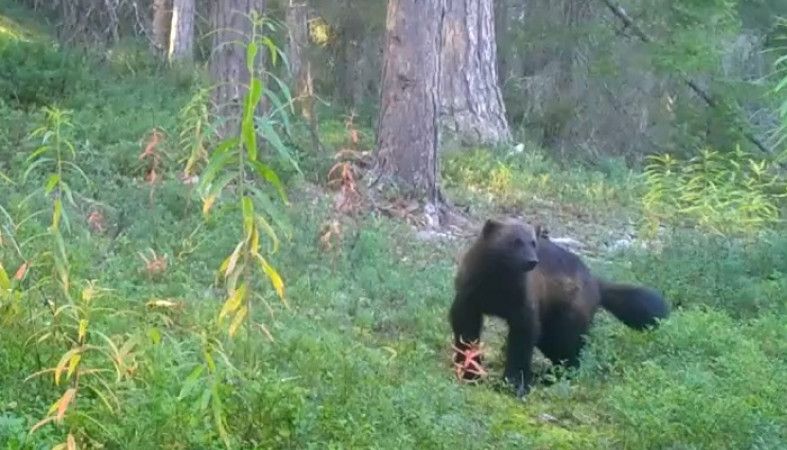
[531, 240, 537, 248]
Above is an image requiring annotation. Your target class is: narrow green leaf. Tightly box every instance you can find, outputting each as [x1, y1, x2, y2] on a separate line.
[241, 78, 264, 162]
[45, 174, 60, 195]
[255, 214, 280, 254]
[261, 36, 279, 67]
[26, 145, 51, 162]
[206, 171, 238, 201]
[22, 157, 54, 182]
[241, 196, 254, 233]
[246, 41, 259, 74]
[211, 380, 231, 449]
[263, 89, 292, 135]
[62, 161, 91, 185]
[199, 140, 239, 193]
[249, 160, 288, 203]
[249, 185, 292, 237]
[257, 119, 301, 174]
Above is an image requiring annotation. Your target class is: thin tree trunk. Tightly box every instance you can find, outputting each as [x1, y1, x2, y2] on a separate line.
[374, 0, 445, 204]
[168, 0, 195, 62]
[152, 0, 171, 56]
[335, 4, 366, 111]
[494, 0, 511, 86]
[209, 0, 266, 139]
[440, 0, 511, 149]
[285, 0, 320, 150]
[285, 1, 310, 116]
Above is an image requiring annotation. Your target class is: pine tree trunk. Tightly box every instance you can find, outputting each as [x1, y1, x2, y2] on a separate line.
[375, 0, 445, 204]
[440, 0, 511, 148]
[168, 0, 195, 62]
[209, 0, 266, 139]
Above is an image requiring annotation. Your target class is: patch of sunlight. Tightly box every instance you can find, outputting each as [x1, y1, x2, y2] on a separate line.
[308, 17, 334, 46]
[0, 15, 36, 41]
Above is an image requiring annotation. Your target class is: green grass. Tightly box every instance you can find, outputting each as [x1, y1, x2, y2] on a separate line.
[1, 4, 787, 449]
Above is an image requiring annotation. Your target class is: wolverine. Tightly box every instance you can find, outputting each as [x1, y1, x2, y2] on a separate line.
[449, 217, 670, 398]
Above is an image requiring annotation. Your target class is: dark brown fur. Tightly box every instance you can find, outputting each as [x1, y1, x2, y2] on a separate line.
[449, 217, 669, 398]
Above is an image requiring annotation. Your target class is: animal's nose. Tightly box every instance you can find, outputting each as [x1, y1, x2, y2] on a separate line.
[522, 260, 538, 271]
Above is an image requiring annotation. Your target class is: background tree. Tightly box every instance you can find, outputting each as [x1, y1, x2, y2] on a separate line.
[152, 0, 171, 56]
[209, 0, 267, 138]
[440, 0, 511, 149]
[374, 0, 445, 205]
[286, 0, 320, 150]
[285, 0, 311, 117]
[168, 0, 195, 62]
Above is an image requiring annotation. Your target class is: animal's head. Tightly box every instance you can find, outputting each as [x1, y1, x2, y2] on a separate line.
[479, 217, 541, 272]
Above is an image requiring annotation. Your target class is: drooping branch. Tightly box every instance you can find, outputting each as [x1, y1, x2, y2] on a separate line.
[598, 0, 773, 157]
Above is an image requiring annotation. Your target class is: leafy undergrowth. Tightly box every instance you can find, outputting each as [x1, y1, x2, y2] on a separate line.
[1, 4, 787, 449]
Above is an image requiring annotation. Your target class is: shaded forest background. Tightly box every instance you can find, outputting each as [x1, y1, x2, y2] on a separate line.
[17, 0, 787, 160]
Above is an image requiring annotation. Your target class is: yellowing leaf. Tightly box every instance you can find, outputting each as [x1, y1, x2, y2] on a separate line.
[222, 241, 244, 278]
[218, 283, 246, 322]
[78, 319, 88, 342]
[228, 305, 248, 338]
[52, 196, 62, 229]
[29, 416, 57, 435]
[0, 262, 10, 291]
[202, 194, 217, 217]
[250, 225, 260, 254]
[255, 253, 285, 300]
[145, 299, 180, 309]
[67, 353, 81, 380]
[54, 347, 83, 386]
[148, 327, 162, 345]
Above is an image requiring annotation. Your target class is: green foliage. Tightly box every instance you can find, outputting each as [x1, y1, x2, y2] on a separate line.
[197, 11, 296, 340]
[441, 146, 642, 221]
[0, 38, 84, 107]
[581, 308, 787, 449]
[641, 146, 784, 236]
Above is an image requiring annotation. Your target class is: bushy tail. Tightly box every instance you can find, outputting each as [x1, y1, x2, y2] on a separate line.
[597, 279, 670, 331]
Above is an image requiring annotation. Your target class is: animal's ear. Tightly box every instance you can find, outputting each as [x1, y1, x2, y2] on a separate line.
[482, 218, 503, 239]
[535, 223, 550, 239]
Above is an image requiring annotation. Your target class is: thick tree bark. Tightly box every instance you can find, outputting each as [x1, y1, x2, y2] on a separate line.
[375, 0, 445, 204]
[168, 0, 195, 62]
[440, 0, 511, 148]
[209, 0, 266, 139]
[152, 0, 171, 56]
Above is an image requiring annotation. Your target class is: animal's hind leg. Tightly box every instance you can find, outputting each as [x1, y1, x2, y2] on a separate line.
[536, 312, 590, 382]
[503, 308, 539, 398]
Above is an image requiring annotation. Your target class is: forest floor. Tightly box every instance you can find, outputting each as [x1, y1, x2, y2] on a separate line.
[1, 3, 787, 449]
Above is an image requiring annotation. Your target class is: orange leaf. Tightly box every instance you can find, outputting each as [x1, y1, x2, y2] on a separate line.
[13, 261, 29, 280]
[56, 388, 77, 422]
